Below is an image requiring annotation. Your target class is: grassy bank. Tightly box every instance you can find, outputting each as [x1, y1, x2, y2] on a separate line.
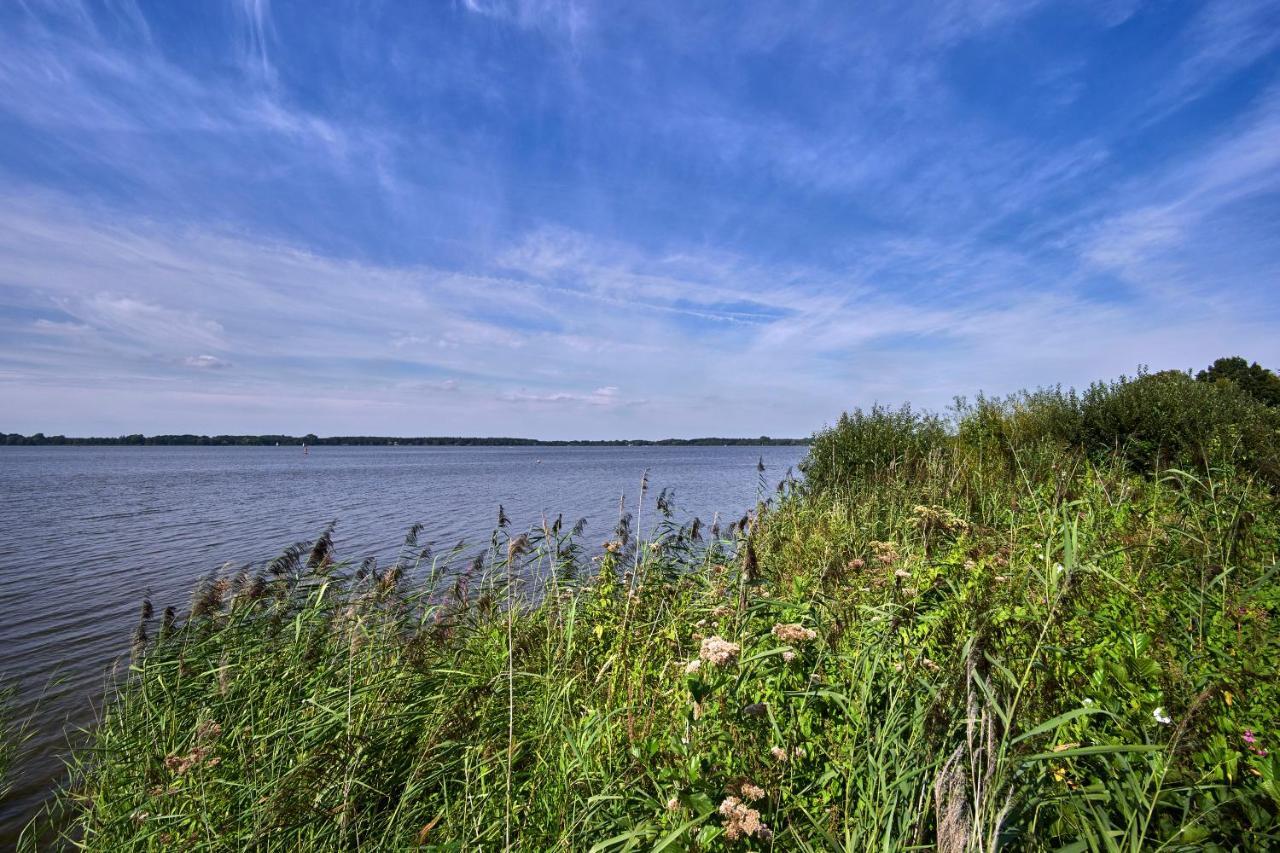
[24, 369, 1280, 849]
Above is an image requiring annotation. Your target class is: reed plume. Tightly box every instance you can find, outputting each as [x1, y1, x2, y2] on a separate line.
[403, 522, 424, 548]
[267, 541, 307, 576]
[306, 521, 337, 569]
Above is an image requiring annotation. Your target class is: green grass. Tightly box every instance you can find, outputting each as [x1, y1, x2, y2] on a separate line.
[21, 370, 1280, 850]
[0, 687, 25, 803]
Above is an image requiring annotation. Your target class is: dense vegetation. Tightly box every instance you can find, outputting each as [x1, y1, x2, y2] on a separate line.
[16, 363, 1280, 850]
[0, 433, 806, 447]
[1197, 357, 1280, 408]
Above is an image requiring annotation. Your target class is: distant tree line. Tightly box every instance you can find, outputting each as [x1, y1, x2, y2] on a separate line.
[0, 432, 808, 447]
[9, 357, 1272, 449]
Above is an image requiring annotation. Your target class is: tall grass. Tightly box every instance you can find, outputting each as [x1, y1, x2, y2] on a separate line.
[0, 687, 27, 803]
[22, 370, 1280, 849]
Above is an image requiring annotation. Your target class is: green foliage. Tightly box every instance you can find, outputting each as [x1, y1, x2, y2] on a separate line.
[0, 688, 21, 802]
[805, 368, 1280, 495]
[17, 365, 1280, 850]
[1197, 357, 1280, 408]
[800, 404, 949, 493]
[1079, 369, 1280, 482]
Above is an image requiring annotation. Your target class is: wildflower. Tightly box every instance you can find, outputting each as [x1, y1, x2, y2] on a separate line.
[771, 623, 817, 644]
[1082, 698, 1095, 706]
[963, 560, 976, 572]
[683, 659, 702, 676]
[718, 795, 771, 842]
[781, 650, 796, 663]
[666, 797, 680, 811]
[848, 557, 866, 570]
[699, 636, 741, 667]
[921, 657, 940, 672]
[894, 568, 911, 579]
[1243, 730, 1268, 756]
[870, 541, 899, 566]
[792, 746, 806, 759]
[130, 810, 149, 825]
[770, 746, 788, 762]
[994, 575, 1009, 583]
[695, 619, 708, 628]
[740, 782, 765, 801]
[1153, 707, 1172, 725]
[711, 604, 734, 618]
[902, 586, 918, 597]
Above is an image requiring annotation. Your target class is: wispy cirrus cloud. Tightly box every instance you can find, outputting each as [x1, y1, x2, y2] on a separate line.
[0, 1, 1278, 437]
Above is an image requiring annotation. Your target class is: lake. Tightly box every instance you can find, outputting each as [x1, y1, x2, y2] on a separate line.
[0, 444, 807, 840]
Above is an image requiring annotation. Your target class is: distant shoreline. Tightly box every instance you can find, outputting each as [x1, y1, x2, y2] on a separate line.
[2, 433, 810, 447]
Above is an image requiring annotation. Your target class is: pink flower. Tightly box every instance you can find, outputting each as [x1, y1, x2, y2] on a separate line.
[718, 795, 771, 842]
[699, 636, 741, 667]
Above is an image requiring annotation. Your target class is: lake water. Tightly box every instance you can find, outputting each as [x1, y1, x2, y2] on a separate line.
[0, 444, 807, 840]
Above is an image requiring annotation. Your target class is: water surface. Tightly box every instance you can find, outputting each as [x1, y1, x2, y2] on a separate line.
[0, 444, 805, 840]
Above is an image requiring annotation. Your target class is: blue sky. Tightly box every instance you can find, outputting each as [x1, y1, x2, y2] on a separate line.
[1, 0, 1278, 438]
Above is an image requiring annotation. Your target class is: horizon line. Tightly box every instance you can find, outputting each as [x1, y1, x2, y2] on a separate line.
[3, 431, 812, 446]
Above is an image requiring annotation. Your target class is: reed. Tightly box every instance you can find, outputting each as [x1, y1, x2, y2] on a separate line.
[17, 370, 1280, 850]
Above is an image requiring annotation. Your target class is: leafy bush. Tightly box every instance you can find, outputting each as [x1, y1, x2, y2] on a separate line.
[801, 404, 949, 494]
[810, 368, 1280, 493]
[1079, 369, 1280, 484]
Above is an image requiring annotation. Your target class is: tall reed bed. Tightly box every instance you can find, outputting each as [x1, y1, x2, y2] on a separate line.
[23, 370, 1280, 849]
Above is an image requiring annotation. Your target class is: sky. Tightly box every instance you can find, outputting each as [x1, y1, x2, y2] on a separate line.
[1, 0, 1278, 439]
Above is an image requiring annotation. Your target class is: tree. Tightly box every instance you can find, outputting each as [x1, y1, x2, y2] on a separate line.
[1196, 357, 1280, 407]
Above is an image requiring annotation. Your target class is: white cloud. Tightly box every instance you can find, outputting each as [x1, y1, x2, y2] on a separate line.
[1, 1, 1279, 438]
[184, 354, 232, 370]
[500, 385, 628, 407]
[234, 0, 276, 85]
[1076, 86, 1280, 288]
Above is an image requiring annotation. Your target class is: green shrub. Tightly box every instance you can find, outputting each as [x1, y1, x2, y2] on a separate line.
[1079, 369, 1280, 484]
[801, 404, 949, 494]
[812, 369, 1280, 491]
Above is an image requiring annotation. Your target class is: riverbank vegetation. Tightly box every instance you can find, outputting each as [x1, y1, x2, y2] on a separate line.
[20, 365, 1280, 849]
